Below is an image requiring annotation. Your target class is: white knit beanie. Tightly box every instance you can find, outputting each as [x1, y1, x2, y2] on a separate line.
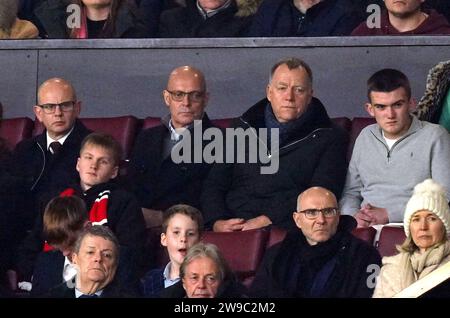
[404, 179, 450, 237]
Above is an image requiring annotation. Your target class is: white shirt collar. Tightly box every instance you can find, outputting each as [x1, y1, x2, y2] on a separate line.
[75, 287, 103, 298]
[168, 119, 187, 141]
[46, 126, 74, 150]
[163, 262, 181, 288]
[63, 256, 77, 282]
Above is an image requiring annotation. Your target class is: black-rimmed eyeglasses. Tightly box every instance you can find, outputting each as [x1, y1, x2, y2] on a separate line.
[297, 207, 339, 219]
[166, 90, 205, 102]
[38, 101, 75, 114]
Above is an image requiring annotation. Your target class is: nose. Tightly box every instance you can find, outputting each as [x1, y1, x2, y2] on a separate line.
[419, 218, 429, 230]
[54, 104, 63, 115]
[197, 277, 206, 289]
[180, 233, 187, 243]
[285, 88, 295, 100]
[315, 212, 326, 224]
[93, 251, 101, 262]
[181, 93, 192, 106]
[386, 106, 396, 118]
[90, 160, 99, 170]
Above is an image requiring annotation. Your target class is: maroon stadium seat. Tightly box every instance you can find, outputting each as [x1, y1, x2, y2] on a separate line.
[202, 228, 269, 287]
[266, 226, 288, 249]
[0, 117, 34, 150]
[141, 116, 162, 130]
[331, 117, 351, 133]
[348, 117, 376, 161]
[377, 226, 406, 257]
[351, 227, 376, 245]
[211, 118, 234, 129]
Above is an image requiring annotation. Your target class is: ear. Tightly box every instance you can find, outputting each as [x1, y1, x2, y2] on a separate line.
[71, 252, 79, 265]
[161, 233, 167, 247]
[34, 105, 44, 123]
[110, 166, 119, 179]
[163, 90, 171, 107]
[203, 92, 209, 108]
[292, 211, 302, 229]
[365, 103, 375, 117]
[408, 97, 417, 111]
[266, 84, 272, 102]
[74, 101, 81, 116]
[76, 157, 81, 172]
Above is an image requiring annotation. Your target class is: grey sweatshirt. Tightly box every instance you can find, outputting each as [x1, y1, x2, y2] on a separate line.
[339, 116, 450, 222]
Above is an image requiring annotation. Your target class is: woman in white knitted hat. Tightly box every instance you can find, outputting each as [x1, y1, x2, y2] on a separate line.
[373, 179, 450, 298]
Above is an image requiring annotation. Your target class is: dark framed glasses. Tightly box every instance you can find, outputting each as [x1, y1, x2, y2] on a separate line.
[166, 90, 205, 102]
[38, 101, 75, 114]
[297, 207, 339, 219]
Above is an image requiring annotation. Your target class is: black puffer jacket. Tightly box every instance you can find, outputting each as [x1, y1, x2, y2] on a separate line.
[201, 97, 348, 229]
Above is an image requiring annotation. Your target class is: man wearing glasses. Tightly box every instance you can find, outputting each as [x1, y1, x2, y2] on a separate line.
[127, 65, 215, 232]
[6, 78, 90, 283]
[250, 186, 381, 298]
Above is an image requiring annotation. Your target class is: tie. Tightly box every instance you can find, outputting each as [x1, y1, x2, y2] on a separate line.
[79, 294, 99, 298]
[49, 141, 62, 155]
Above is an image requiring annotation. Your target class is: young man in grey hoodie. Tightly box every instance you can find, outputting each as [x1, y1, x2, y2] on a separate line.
[339, 68, 450, 227]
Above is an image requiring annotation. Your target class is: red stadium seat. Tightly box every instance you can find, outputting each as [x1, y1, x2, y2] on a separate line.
[0, 117, 34, 150]
[266, 226, 287, 249]
[331, 117, 351, 133]
[376, 226, 406, 257]
[348, 117, 376, 161]
[141, 117, 162, 130]
[211, 118, 234, 129]
[351, 227, 376, 246]
[202, 228, 269, 287]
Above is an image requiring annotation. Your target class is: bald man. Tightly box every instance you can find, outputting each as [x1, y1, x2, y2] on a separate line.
[7, 78, 91, 282]
[127, 66, 215, 230]
[250, 186, 381, 298]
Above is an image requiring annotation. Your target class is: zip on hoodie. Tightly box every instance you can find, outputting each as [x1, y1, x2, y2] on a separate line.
[370, 129, 417, 163]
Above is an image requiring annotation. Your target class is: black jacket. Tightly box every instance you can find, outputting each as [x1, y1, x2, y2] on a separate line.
[31, 249, 142, 297]
[250, 215, 381, 298]
[201, 98, 348, 229]
[127, 114, 216, 211]
[16, 181, 146, 281]
[6, 120, 91, 235]
[159, 0, 251, 37]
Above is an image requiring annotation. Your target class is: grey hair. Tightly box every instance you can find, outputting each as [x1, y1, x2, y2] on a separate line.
[0, 0, 18, 32]
[180, 242, 232, 283]
[73, 225, 120, 258]
[269, 57, 313, 86]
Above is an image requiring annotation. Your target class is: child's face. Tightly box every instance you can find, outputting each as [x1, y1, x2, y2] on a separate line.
[76, 143, 118, 191]
[161, 213, 201, 267]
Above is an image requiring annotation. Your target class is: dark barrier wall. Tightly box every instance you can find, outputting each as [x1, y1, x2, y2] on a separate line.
[1, 37, 450, 120]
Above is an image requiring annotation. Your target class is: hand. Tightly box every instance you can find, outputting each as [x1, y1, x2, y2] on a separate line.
[363, 204, 389, 226]
[241, 215, 273, 231]
[141, 208, 163, 229]
[354, 209, 373, 228]
[213, 218, 246, 232]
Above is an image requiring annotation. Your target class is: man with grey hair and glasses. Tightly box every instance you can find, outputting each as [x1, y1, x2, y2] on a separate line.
[250, 186, 381, 298]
